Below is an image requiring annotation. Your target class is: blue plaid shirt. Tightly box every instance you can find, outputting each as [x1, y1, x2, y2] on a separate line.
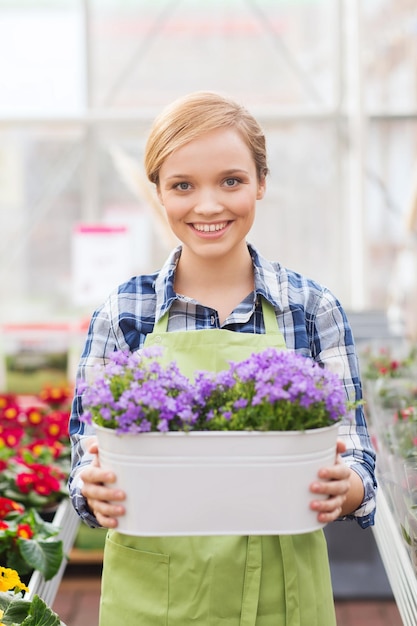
[69, 243, 377, 529]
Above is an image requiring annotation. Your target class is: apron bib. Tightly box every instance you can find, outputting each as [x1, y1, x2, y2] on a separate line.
[99, 299, 336, 626]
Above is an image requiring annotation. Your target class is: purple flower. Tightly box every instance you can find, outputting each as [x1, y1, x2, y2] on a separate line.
[80, 347, 350, 433]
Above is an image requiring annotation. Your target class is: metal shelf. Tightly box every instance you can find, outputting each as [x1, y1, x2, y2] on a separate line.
[26, 499, 80, 608]
[373, 486, 417, 626]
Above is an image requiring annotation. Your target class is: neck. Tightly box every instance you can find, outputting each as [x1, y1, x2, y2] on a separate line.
[175, 244, 253, 292]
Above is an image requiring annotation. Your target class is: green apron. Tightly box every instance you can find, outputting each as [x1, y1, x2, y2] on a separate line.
[99, 299, 336, 626]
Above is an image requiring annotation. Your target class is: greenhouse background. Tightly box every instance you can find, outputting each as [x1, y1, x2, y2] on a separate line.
[1, 1, 417, 625]
[1, 0, 417, 323]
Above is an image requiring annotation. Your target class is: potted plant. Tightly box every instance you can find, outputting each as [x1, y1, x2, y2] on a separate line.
[0, 566, 64, 626]
[80, 346, 352, 536]
[360, 344, 417, 573]
[0, 392, 71, 516]
[359, 344, 417, 427]
[0, 498, 63, 582]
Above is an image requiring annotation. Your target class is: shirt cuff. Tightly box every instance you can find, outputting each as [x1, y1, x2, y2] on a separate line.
[339, 462, 377, 528]
[68, 464, 102, 529]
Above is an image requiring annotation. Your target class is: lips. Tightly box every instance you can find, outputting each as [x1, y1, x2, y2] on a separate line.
[192, 222, 228, 233]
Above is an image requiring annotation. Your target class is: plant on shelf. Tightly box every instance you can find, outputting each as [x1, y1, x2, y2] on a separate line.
[80, 346, 351, 434]
[0, 566, 63, 626]
[360, 344, 417, 381]
[359, 344, 417, 427]
[0, 498, 63, 582]
[0, 390, 71, 511]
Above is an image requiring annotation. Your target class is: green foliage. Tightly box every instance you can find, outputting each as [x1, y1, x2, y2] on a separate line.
[0, 592, 61, 626]
[0, 509, 63, 581]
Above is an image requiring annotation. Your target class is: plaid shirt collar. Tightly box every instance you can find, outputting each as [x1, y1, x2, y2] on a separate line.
[153, 243, 284, 323]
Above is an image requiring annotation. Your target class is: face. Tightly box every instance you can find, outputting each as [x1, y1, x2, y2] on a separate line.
[157, 127, 266, 263]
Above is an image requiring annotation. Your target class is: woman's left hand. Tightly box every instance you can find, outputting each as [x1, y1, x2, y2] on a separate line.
[309, 440, 359, 524]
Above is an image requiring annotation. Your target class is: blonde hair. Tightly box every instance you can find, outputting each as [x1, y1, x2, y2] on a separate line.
[144, 91, 268, 186]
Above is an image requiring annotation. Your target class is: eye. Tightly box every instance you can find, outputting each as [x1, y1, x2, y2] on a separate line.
[223, 177, 240, 188]
[174, 182, 191, 191]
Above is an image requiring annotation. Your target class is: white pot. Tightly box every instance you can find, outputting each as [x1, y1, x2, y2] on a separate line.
[96, 423, 340, 536]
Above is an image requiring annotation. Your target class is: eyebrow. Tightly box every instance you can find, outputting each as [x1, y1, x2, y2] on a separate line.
[164, 168, 250, 181]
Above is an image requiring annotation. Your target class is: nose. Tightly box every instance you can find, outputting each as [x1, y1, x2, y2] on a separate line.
[194, 187, 223, 215]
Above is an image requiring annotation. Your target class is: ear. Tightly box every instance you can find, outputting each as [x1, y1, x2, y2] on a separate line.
[257, 176, 266, 200]
[156, 185, 164, 205]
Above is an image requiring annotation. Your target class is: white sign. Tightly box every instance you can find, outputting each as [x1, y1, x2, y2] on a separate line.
[71, 224, 131, 308]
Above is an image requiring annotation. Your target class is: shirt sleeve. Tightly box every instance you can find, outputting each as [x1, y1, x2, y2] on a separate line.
[311, 288, 377, 528]
[68, 302, 122, 527]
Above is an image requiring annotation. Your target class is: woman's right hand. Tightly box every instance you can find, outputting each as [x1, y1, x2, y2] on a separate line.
[80, 438, 126, 529]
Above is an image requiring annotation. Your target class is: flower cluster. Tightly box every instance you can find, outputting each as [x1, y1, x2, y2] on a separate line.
[0, 497, 63, 581]
[381, 406, 417, 461]
[0, 390, 71, 509]
[80, 346, 350, 434]
[360, 342, 417, 570]
[0, 566, 62, 625]
[361, 345, 417, 380]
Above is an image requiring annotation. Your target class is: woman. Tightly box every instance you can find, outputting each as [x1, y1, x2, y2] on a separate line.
[69, 91, 377, 625]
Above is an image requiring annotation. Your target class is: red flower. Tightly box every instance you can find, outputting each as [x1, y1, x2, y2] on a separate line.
[42, 410, 69, 441]
[34, 475, 61, 496]
[16, 523, 34, 539]
[15, 473, 37, 494]
[39, 385, 71, 406]
[0, 497, 25, 518]
[0, 521, 9, 530]
[3, 406, 19, 421]
[25, 439, 59, 459]
[395, 407, 416, 422]
[0, 426, 25, 449]
[25, 408, 44, 426]
[46, 439, 65, 458]
[0, 394, 19, 414]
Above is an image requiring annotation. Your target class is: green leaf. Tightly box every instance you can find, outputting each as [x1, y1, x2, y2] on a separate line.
[5, 550, 32, 576]
[20, 595, 61, 626]
[400, 524, 412, 546]
[18, 538, 63, 581]
[0, 592, 31, 625]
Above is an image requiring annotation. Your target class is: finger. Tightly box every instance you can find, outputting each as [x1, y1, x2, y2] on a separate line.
[315, 504, 344, 524]
[82, 480, 126, 504]
[317, 464, 350, 482]
[83, 436, 98, 455]
[88, 442, 99, 455]
[91, 499, 126, 528]
[336, 439, 347, 455]
[81, 465, 118, 485]
[316, 456, 350, 482]
[311, 475, 350, 497]
[311, 494, 346, 522]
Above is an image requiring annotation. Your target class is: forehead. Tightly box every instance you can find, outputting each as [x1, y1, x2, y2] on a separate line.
[160, 127, 255, 174]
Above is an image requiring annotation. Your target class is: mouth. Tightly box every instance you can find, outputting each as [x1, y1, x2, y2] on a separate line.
[191, 221, 229, 233]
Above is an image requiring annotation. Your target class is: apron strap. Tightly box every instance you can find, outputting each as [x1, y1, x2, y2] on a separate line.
[261, 298, 280, 335]
[239, 536, 262, 626]
[279, 535, 302, 626]
[154, 309, 169, 333]
[153, 297, 279, 334]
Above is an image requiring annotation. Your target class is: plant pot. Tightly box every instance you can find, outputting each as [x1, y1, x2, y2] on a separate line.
[96, 423, 340, 536]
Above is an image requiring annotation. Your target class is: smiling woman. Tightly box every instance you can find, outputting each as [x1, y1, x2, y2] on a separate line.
[156, 126, 265, 313]
[69, 91, 376, 626]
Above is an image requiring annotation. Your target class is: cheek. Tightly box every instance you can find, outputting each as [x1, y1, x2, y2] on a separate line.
[163, 198, 189, 221]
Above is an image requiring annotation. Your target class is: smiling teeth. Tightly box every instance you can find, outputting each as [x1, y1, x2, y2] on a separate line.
[194, 222, 227, 232]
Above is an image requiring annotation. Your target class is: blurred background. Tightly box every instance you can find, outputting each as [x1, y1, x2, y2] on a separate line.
[1, 0, 417, 336]
[1, 1, 417, 622]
